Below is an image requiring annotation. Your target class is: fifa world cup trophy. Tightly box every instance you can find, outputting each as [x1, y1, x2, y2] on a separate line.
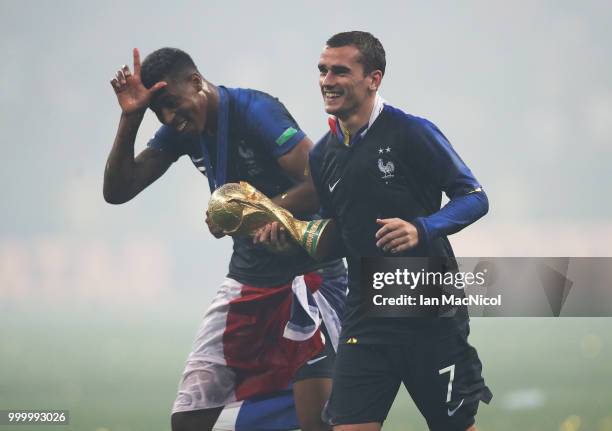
[207, 182, 335, 260]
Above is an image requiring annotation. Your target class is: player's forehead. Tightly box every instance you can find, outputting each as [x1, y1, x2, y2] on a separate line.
[318, 45, 361, 68]
[150, 80, 187, 106]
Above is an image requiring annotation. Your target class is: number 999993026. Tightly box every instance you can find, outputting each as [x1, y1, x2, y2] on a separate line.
[1, 410, 69, 425]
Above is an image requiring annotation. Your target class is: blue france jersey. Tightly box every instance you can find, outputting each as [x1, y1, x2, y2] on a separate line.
[310, 103, 488, 343]
[148, 87, 305, 198]
[147, 87, 341, 286]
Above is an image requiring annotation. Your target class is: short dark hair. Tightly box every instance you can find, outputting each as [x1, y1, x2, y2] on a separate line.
[141, 47, 198, 89]
[326, 31, 386, 76]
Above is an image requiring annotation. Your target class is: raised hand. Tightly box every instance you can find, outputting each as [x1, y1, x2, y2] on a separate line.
[110, 48, 166, 115]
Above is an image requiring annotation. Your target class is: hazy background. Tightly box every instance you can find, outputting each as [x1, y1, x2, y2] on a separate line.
[1, 1, 611, 430]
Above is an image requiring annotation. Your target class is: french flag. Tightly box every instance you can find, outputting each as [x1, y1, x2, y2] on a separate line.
[174, 271, 345, 430]
[214, 389, 299, 431]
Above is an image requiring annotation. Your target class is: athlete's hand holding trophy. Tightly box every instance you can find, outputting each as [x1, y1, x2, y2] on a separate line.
[207, 182, 335, 260]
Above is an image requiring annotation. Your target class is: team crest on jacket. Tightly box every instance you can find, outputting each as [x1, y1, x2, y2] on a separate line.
[377, 147, 395, 180]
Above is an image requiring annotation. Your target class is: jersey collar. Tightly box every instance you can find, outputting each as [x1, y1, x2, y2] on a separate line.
[327, 93, 386, 147]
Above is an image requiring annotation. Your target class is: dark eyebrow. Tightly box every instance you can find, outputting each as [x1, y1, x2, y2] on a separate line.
[331, 65, 351, 74]
[318, 64, 351, 74]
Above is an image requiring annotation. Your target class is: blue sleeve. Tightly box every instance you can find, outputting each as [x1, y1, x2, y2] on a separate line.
[247, 94, 306, 159]
[146, 125, 190, 162]
[413, 192, 489, 244]
[407, 119, 489, 242]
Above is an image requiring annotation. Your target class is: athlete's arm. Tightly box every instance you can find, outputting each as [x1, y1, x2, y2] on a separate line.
[375, 191, 489, 253]
[302, 140, 348, 260]
[104, 117, 174, 204]
[376, 119, 489, 253]
[271, 137, 319, 215]
[408, 120, 489, 245]
[411, 189, 488, 244]
[104, 48, 171, 204]
[253, 137, 319, 245]
[247, 93, 320, 245]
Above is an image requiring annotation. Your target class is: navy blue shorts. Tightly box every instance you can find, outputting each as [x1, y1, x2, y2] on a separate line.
[293, 324, 335, 382]
[327, 325, 492, 431]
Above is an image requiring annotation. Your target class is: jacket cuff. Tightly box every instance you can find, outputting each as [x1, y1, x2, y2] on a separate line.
[412, 217, 431, 245]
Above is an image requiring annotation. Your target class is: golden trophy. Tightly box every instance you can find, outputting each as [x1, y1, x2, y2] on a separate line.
[207, 182, 335, 260]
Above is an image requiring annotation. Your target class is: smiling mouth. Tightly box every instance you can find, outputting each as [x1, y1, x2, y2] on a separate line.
[323, 89, 343, 100]
[176, 119, 188, 132]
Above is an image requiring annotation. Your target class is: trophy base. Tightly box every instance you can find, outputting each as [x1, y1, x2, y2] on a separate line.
[300, 219, 337, 260]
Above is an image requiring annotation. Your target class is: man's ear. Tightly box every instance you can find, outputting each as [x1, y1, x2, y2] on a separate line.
[191, 73, 204, 91]
[369, 70, 383, 91]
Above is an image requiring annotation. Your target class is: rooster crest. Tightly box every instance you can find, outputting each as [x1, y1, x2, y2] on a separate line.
[378, 158, 395, 179]
[238, 145, 255, 159]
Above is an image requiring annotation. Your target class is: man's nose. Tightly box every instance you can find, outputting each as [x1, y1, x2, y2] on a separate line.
[321, 72, 336, 88]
